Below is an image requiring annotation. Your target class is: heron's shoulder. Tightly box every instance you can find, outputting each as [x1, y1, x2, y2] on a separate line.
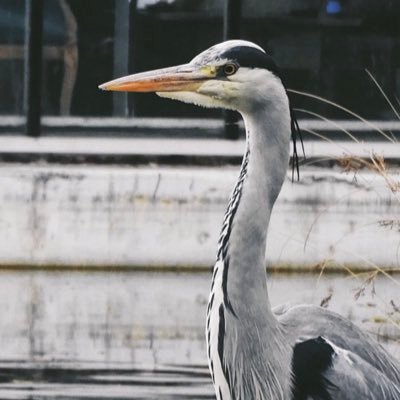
[277, 303, 374, 341]
[275, 303, 344, 323]
[277, 303, 370, 344]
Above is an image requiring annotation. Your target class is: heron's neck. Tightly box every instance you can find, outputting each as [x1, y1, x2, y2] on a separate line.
[218, 102, 291, 317]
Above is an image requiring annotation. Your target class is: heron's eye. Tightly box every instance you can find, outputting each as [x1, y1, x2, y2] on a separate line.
[223, 63, 238, 76]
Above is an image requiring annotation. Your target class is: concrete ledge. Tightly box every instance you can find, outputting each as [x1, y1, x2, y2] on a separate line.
[0, 270, 397, 367]
[0, 136, 400, 162]
[0, 160, 399, 269]
[2, 116, 400, 132]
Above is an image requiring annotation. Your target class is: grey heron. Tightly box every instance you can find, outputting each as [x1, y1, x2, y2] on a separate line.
[100, 40, 400, 399]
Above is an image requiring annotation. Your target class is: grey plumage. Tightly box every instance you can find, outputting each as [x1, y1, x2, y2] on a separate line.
[100, 39, 400, 400]
[197, 41, 400, 400]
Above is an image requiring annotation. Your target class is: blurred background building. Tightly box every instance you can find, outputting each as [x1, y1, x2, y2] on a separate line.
[1, 0, 399, 121]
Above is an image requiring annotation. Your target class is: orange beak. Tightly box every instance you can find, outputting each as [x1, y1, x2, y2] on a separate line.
[99, 64, 210, 93]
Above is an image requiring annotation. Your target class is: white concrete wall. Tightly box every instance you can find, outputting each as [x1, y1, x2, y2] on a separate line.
[0, 161, 399, 269]
[0, 270, 397, 367]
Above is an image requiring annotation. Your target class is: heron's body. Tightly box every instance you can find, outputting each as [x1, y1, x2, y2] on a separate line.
[100, 40, 400, 399]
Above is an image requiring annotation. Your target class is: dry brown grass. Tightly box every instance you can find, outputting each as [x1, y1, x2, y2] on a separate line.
[290, 71, 400, 337]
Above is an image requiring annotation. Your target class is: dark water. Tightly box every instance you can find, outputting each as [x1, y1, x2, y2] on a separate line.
[0, 364, 214, 399]
[0, 269, 398, 398]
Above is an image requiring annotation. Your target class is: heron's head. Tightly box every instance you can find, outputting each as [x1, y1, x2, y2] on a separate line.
[99, 40, 287, 113]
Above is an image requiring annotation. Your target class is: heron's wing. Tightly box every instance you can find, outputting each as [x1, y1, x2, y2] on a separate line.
[292, 336, 400, 400]
[278, 304, 400, 386]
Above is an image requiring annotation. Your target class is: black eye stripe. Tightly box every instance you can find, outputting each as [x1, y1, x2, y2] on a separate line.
[220, 46, 281, 78]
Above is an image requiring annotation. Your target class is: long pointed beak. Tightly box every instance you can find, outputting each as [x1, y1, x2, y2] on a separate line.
[99, 64, 212, 93]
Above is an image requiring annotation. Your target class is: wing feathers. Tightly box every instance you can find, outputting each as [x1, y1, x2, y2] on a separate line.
[291, 336, 400, 400]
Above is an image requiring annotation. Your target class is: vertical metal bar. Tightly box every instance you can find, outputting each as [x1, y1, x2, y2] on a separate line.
[113, 0, 130, 117]
[224, 0, 242, 40]
[128, 0, 138, 116]
[223, 0, 242, 140]
[24, 0, 44, 137]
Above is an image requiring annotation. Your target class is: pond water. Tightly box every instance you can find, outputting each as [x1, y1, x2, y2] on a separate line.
[0, 364, 214, 399]
[0, 269, 398, 399]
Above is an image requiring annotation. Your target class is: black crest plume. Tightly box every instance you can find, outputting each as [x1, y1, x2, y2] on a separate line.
[290, 106, 304, 182]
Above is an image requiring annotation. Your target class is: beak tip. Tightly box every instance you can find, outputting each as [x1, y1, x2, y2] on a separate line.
[98, 83, 109, 91]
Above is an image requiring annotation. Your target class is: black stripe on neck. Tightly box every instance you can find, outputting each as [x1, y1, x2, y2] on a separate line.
[222, 256, 236, 317]
[217, 146, 250, 260]
[217, 304, 235, 399]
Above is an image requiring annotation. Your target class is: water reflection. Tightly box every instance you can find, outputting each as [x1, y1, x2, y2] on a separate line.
[0, 269, 398, 398]
[0, 364, 214, 399]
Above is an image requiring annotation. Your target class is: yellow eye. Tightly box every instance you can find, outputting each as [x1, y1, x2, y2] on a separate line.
[223, 63, 238, 76]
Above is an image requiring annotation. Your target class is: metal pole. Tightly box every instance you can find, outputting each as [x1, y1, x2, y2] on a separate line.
[113, 0, 130, 117]
[128, 0, 138, 116]
[223, 0, 241, 140]
[24, 0, 44, 137]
